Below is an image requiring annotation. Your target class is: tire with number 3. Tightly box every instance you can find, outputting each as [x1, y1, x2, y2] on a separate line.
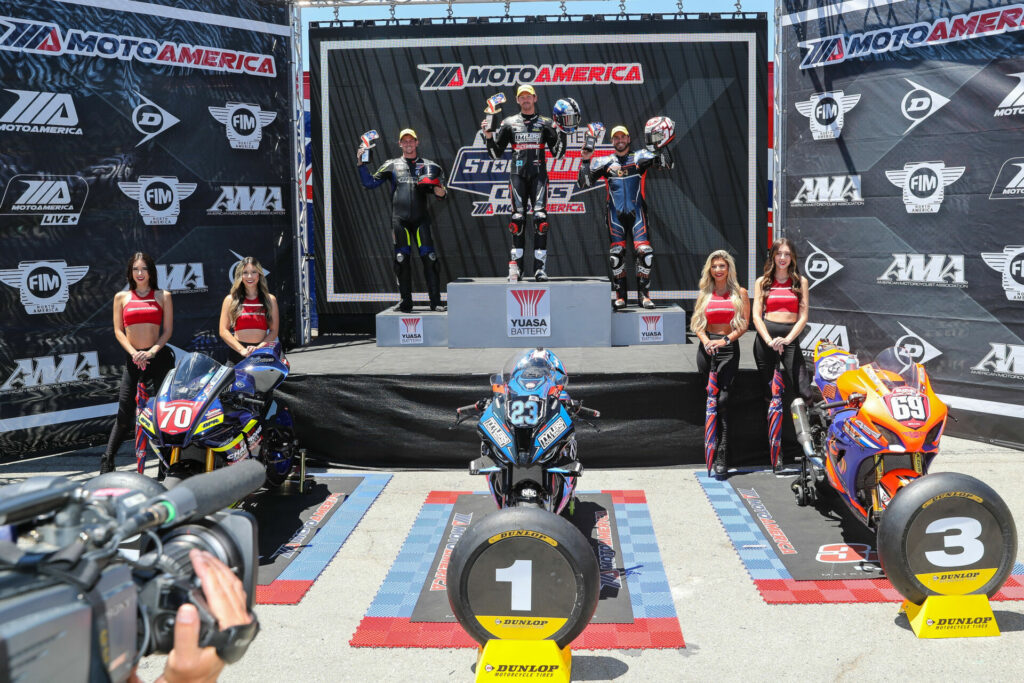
[447, 506, 600, 648]
[877, 472, 1017, 605]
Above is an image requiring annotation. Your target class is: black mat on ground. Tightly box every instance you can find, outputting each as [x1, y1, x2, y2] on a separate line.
[239, 476, 363, 584]
[725, 470, 884, 580]
[278, 371, 803, 468]
[410, 493, 634, 624]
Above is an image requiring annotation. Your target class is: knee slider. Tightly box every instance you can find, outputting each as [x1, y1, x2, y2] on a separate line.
[637, 245, 654, 269]
[508, 213, 524, 235]
[533, 212, 548, 233]
[609, 245, 625, 273]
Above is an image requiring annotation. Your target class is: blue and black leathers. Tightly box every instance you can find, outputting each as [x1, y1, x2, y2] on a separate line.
[359, 156, 445, 310]
[578, 148, 672, 303]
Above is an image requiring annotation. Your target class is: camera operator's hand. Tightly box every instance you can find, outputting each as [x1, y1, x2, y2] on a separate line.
[157, 550, 254, 683]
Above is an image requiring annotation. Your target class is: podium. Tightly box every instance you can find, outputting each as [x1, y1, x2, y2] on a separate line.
[375, 277, 689, 347]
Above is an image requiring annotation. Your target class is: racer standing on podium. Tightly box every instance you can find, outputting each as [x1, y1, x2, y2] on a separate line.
[578, 120, 674, 309]
[480, 84, 571, 281]
[358, 128, 447, 313]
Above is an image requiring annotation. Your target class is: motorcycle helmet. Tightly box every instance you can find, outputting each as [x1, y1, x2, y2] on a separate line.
[643, 116, 675, 150]
[552, 98, 582, 132]
[416, 161, 444, 189]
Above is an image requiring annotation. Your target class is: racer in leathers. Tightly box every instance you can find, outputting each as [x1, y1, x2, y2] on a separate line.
[578, 125, 673, 309]
[358, 128, 447, 312]
[480, 84, 567, 281]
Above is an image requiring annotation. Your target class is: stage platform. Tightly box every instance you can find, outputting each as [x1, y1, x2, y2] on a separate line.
[278, 335, 798, 470]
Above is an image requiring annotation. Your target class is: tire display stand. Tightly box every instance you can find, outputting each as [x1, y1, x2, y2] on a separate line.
[376, 276, 688, 347]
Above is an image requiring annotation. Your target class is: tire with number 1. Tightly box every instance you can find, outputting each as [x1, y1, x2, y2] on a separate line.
[877, 472, 1017, 605]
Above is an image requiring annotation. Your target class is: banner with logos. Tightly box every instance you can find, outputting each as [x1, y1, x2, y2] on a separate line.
[0, 0, 293, 459]
[778, 0, 1024, 447]
[309, 18, 767, 318]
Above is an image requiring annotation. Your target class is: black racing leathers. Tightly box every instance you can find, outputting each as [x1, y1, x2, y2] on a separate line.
[359, 156, 445, 310]
[486, 112, 567, 277]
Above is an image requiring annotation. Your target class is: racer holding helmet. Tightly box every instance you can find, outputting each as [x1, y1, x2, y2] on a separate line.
[358, 128, 447, 313]
[577, 118, 675, 309]
[480, 85, 572, 281]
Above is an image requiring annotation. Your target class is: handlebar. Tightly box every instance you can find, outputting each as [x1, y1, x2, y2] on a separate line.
[568, 400, 600, 418]
[456, 400, 487, 415]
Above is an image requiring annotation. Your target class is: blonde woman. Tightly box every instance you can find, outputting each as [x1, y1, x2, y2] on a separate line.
[691, 250, 749, 475]
[218, 257, 279, 365]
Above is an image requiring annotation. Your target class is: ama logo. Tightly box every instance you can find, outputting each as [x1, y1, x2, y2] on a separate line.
[878, 254, 966, 288]
[399, 317, 423, 345]
[506, 288, 550, 337]
[1, 351, 100, 392]
[157, 263, 207, 294]
[0, 259, 88, 314]
[972, 343, 1024, 379]
[639, 314, 663, 343]
[208, 102, 276, 150]
[118, 176, 196, 225]
[207, 186, 284, 215]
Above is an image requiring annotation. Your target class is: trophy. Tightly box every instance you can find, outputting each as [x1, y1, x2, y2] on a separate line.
[583, 122, 604, 153]
[484, 93, 506, 132]
[358, 129, 379, 163]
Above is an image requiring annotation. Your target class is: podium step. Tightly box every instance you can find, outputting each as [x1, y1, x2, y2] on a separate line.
[375, 309, 448, 346]
[611, 305, 690, 345]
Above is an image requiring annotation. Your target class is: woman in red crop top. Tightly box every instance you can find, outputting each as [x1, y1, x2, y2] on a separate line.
[691, 250, 749, 475]
[218, 257, 279, 365]
[751, 239, 812, 462]
[100, 252, 174, 474]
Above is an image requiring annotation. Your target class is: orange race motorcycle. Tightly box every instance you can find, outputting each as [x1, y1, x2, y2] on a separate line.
[789, 341, 948, 529]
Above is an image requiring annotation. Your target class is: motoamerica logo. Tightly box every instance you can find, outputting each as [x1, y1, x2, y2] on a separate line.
[793, 91, 860, 140]
[885, 161, 964, 214]
[0, 174, 89, 225]
[878, 253, 966, 288]
[791, 175, 863, 206]
[971, 343, 1024, 379]
[418, 62, 643, 90]
[0, 260, 89, 314]
[801, 323, 849, 359]
[207, 186, 284, 215]
[157, 263, 207, 294]
[798, 5, 1024, 69]
[981, 245, 1024, 300]
[0, 16, 275, 77]
[507, 288, 550, 337]
[994, 72, 1024, 117]
[448, 131, 610, 216]
[0, 89, 81, 135]
[1, 351, 100, 392]
[989, 157, 1024, 198]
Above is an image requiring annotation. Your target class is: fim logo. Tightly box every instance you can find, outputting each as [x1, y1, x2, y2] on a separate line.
[0, 174, 89, 225]
[972, 344, 1024, 379]
[885, 161, 964, 214]
[639, 314, 663, 343]
[0, 260, 88, 314]
[790, 175, 863, 207]
[793, 90, 860, 140]
[157, 263, 207, 294]
[804, 241, 843, 290]
[989, 157, 1024, 199]
[900, 79, 949, 134]
[981, 245, 1024, 300]
[507, 288, 550, 337]
[878, 253, 966, 288]
[895, 323, 942, 365]
[1, 351, 100, 392]
[132, 93, 179, 146]
[208, 102, 276, 150]
[208, 185, 284, 215]
[994, 72, 1024, 117]
[118, 176, 196, 226]
[399, 317, 423, 345]
[801, 323, 849, 359]
[0, 89, 81, 135]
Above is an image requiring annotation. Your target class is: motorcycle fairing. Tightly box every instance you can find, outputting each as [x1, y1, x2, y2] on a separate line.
[532, 403, 573, 463]
[149, 358, 233, 448]
[478, 401, 515, 463]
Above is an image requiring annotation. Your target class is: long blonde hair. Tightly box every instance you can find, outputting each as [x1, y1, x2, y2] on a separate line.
[228, 257, 273, 326]
[690, 250, 745, 335]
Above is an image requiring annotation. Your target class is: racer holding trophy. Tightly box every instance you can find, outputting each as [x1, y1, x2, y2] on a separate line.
[480, 85, 575, 281]
[578, 117, 675, 309]
[358, 128, 447, 313]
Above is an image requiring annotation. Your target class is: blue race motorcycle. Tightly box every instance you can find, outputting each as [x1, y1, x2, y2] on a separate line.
[455, 348, 599, 514]
[135, 342, 296, 487]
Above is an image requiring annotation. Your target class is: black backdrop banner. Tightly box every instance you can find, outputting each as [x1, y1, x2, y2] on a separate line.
[310, 17, 767, 316]
[778, 0, 1024, 447]
[0, 0, 293, 460]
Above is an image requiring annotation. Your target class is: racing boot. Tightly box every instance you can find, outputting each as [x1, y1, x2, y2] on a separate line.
[714, 410, 730, 477]
[533, 249, 548, 282]
[393, 251, 413, 313]
[99, 451, 116, 474]
[422, 251, 443, 311]
[612, 275, 628, 311]
[637, 246, 655, 308]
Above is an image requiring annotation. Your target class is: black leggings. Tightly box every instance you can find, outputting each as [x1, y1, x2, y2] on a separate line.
[696, 334, 740, 412]
[102, 347, 175, 459]
[753, 320, 811, 402]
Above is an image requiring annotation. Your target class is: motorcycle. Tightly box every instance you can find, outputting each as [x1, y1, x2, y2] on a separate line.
[790, 340, 948, 528]
[135, 342, 297, 487]
[454, 348, 599, 514]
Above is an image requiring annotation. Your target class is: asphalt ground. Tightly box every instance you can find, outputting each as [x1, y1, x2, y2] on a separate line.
[3, 437, 1024, 682]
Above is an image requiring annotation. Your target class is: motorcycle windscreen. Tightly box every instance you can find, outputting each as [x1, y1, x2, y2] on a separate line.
[154, 353, 232, 441]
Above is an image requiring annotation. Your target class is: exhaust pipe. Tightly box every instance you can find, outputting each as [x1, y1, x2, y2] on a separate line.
[790, 398, 816, 459]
